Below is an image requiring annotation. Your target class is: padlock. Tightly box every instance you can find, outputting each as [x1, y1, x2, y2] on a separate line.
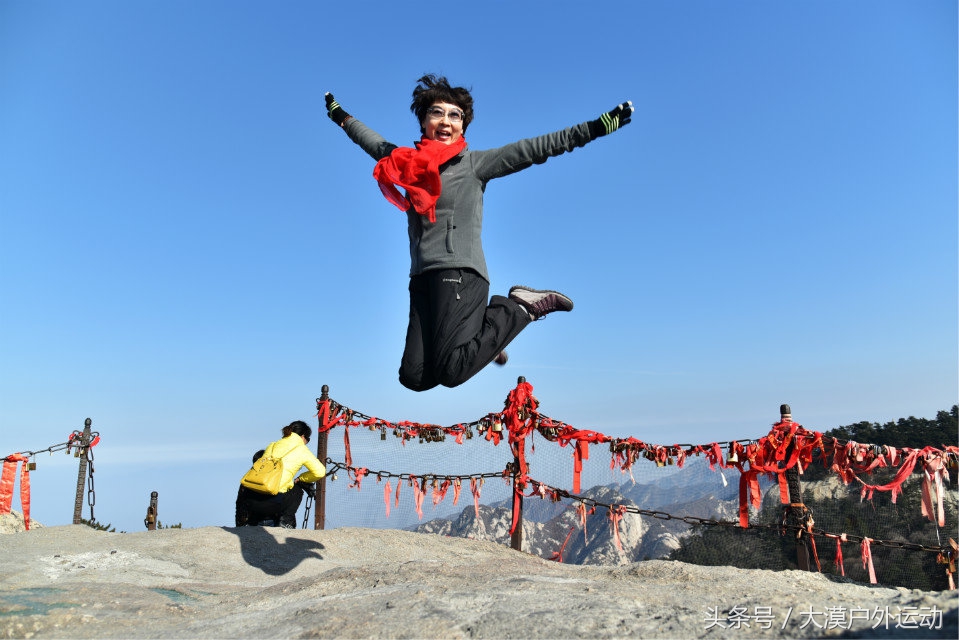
[28, 462, 36, 471]
[380, 430, 387, 441]
[727, 443, 739, 464]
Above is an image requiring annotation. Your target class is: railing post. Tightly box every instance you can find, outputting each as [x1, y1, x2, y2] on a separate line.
[314, 385, 330, 530]
[510, 376, 525, 552]
[781, 403, 811, 571]
[510, 453, 524, 551]
[72, 418, 92, 525]
[145, 491, 158, 530]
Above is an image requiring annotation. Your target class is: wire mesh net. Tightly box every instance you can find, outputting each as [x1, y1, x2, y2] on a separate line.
[312, 384, 958, 592]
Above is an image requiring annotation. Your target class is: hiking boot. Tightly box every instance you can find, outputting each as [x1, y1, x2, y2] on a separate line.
[508, 286, 574, 321]
[493, 351, 508, 366]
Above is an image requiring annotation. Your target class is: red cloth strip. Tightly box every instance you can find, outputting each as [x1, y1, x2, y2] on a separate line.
[383, 480, 392, 519]
[0, 459, 16, 515]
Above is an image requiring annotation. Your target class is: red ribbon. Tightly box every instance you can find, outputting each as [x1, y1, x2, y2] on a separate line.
[384, 479, 392, 519]
[858, 448, 922, 503]
[608, 505, 627, 551]
[921, 452, 948, 527]
[510, 485, 522, 536]
[0, 455, 30, 530]
[833, 534, 846, 577]
[738, 468, 763, 528]
[410, 475, 425, 520]
[453, 479, 462, 506]
[573, 440, 589, 494]
[470, 477, 482, 519]
[551, 527, 576, 562]
[861, 537, 877, 584]
[373, 137, 467, 223]
[348, 467, 368, 490]
[433, 478, 451, 507]
[343, 428, 353, 469]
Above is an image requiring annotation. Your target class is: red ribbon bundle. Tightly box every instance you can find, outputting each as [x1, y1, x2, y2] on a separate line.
[0, 454, 31, 530]
[373, 137, 467, 222]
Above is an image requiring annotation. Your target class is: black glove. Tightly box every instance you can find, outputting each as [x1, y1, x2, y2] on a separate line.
[587, 101, 633, 138]
[325, 92, 351, 127]
[297, 480, 316, 499]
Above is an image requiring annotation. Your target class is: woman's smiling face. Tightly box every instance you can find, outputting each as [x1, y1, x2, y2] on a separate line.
[421, 101, 464, 145]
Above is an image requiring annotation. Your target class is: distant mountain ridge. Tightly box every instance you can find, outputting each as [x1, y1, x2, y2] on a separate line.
[413, 467, 756, 565]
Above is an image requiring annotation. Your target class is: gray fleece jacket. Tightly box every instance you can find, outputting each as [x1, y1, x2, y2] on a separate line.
[343, 117, 595, 282]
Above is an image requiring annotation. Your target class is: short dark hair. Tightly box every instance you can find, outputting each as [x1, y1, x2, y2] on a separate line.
[410, 74, 474, 134]
[282, 420, 312, 443]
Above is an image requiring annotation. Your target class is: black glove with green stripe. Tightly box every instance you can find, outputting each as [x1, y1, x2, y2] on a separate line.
[588, 101, 633, 138]
[325, 92, 352, 127]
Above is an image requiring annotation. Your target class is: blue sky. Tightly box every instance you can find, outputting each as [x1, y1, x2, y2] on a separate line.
[1, 1, 956, 533]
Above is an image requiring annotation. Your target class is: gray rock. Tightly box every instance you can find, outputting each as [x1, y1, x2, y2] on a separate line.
[0, 524, 955, 638]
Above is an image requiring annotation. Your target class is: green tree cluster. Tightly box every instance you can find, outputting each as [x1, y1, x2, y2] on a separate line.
[826, 406, 957, 450]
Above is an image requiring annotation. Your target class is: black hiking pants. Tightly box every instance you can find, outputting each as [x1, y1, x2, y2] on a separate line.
[399, 268, 531, 392]
[235, 484, 305, 528]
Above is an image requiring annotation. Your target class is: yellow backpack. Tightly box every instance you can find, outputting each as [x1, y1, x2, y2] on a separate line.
[240, 445, 292, 495]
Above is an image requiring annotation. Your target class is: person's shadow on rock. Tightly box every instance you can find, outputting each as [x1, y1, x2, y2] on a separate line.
[224, 526, 325, 576]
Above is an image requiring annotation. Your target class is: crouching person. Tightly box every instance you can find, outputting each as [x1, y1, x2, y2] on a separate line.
[236, 420, 325, 529]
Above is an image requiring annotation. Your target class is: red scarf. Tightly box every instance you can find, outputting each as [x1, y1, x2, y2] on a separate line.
[373, 136, 466, 223]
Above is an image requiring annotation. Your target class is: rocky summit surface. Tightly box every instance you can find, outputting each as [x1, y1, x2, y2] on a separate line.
[0, 514, 956, 639]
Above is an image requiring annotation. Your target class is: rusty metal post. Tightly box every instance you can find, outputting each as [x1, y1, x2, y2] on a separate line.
[510, 453, 524, 552]
[314, 385, 330, 530]
[510, 376, 526, 551]
[145, 491, 158, 530]
[72, 418, 92, 524]
[781, 403, 811, 571]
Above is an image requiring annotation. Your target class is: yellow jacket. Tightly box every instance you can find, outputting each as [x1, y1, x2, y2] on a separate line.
[263, 434, 326, 493]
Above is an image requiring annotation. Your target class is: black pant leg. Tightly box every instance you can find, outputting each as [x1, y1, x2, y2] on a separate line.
[431, 269, 531, 388]
[278, 485, 305, 528]
[236, 486, 251, 526]
[399, 275, 439, 391]
[242, 491, 283, 526]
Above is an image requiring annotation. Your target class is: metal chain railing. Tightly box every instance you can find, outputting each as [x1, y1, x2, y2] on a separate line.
[526, 479, 952, 556]
[321, 456, 952, 559]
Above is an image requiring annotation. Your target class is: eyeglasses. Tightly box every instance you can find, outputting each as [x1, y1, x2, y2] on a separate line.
[426, 106, 464, 124]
